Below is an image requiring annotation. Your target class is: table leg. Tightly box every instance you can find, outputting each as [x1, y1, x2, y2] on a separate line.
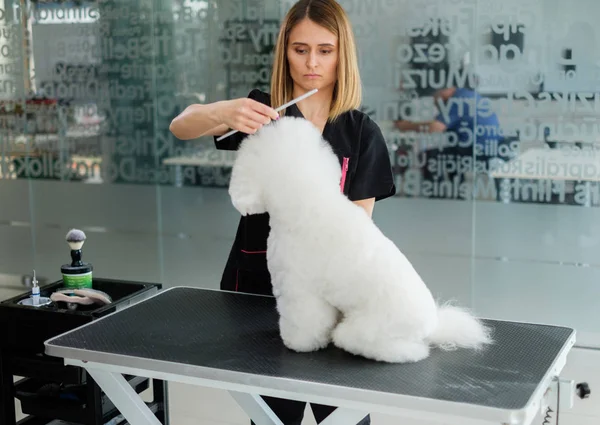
[0, 350, 16, 425]
[228, 391, 284, 425]
[85, 367, 162, 425]
[153, 379, 170, 425]
[84, 373, 104, 425]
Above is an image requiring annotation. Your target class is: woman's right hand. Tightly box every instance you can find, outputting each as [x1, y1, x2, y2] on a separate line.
[217, 98, 279, 135]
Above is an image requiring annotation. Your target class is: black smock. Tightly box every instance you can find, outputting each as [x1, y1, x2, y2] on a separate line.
[214, 89, 396, 296]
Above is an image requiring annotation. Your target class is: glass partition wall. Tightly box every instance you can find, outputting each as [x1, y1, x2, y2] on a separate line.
[1, 0, 599, 348]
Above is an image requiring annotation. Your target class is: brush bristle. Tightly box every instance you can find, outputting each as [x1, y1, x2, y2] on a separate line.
[66, 229, 86, 242]
[68, 241, 85, 250]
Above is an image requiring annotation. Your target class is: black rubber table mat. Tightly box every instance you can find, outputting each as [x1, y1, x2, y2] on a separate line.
[45, 287, 574, 410]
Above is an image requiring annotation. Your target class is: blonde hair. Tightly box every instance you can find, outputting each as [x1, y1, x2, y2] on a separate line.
[270, 0, 362, 121]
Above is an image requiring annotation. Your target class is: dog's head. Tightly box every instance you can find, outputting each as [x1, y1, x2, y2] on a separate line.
[228, 134, 268, 216]
[229, 117, 341, 216]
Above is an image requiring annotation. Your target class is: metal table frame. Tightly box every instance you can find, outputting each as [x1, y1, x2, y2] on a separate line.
[44, 287, 577, 425]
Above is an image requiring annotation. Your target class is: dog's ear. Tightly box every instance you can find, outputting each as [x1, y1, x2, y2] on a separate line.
[229, 151, 267, 216]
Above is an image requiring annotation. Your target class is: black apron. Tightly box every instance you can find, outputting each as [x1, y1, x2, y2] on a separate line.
[215, 90, 395, 296]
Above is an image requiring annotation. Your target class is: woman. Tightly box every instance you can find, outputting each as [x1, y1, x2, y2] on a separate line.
[170, 0, 395, 423]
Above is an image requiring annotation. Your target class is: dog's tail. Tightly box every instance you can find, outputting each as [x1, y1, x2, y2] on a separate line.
[425, 302, 493, 351]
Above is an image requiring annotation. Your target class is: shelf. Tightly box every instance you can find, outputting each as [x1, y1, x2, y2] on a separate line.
[15, 376, 149, 423]
[16, 399, 160, 425]
[11, 354, 83, 385]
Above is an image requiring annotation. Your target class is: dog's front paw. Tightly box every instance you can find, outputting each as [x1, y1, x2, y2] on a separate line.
[281, 337, 324, 353]
[280, 317, 331, 352]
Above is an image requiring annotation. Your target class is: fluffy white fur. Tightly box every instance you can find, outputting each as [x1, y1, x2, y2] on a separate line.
[229, 117, 493, 363]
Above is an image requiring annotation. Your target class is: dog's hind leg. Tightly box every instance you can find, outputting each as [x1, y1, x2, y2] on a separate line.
[276, 289, 339, 353]
[332, 312, 430, 363]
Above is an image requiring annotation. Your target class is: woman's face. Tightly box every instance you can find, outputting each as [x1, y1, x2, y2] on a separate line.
[286, 18, 339, 93]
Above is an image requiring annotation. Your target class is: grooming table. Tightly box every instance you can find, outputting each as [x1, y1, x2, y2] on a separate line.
[44, 287, 576, 425]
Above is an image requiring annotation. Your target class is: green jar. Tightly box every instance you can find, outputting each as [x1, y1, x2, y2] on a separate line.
[61, 263, 93, 289]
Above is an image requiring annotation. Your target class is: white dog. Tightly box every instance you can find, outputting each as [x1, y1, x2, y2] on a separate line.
[229, 117, 492, 363]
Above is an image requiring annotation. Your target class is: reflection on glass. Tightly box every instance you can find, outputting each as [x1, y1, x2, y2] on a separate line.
[0, 0, 599, 344]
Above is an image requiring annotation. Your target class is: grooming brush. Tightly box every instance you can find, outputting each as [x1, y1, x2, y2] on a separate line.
[216, 89, 318, 141]
[61, 228, 93, 289]
[66, 228, 86, 266]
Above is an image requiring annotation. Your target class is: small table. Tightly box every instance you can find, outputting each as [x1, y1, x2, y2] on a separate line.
[45, 287, 576, 425]
[1, 278, 167, 425]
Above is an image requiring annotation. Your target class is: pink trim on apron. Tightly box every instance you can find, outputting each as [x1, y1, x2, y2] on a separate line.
[340, 157, 349, 193]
